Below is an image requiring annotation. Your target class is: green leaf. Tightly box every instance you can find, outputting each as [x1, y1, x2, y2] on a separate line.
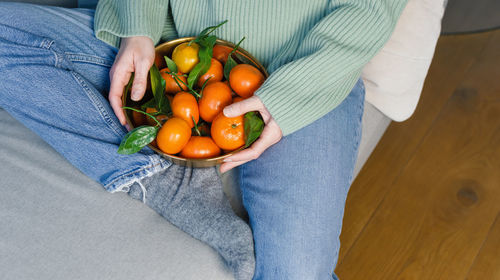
[164, 56, 178, 73]
[224, 55, 238, 81]
[204, 35, 217, 47]
[223, 37, 245, 81]
[199, 76, 212, 97]
[149, 64, 171, 115]
[187, 36, 216, 88]
[159, 95, 172, 115]
[124, 72, 135, 98]
[195, 20, 228, 42]
[140, 98, 156, 111]
[150, 64, 164, 106]
[244, 111, 264, 148]
[118, 126, 159, 155]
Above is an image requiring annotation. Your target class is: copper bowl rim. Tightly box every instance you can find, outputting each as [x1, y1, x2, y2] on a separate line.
[122, 37, 268, 167]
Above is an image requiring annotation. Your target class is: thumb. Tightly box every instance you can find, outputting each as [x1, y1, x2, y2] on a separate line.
[223, 96, 263, 117]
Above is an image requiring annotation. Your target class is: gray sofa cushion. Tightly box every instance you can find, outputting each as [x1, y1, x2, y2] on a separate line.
[0, 108, 234, 280]
[0, 103, 389, 280]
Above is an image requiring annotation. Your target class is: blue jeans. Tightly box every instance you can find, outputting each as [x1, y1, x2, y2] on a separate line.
[0, 3, 364, 279]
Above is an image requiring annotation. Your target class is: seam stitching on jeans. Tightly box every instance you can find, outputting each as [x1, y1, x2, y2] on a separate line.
[53, 51, 61, 68]
[65, 52, 114, 67]
[46, 39, 55, 49]
[38, 38, 54, 49]
[39, 39, 48, 49]
[70, 72, 125, 138]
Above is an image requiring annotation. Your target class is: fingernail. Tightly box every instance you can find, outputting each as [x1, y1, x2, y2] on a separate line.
[131, 90, 141, 101]
[125, 124, 131, 131]
[223, 107, 231, 117]
[223, 158, 232, 162]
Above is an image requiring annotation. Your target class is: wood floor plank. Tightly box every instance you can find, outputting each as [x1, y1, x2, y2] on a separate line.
[337, 31, 494, 263]
[336, 30, 500, 279]
[466, 212, 500, 280]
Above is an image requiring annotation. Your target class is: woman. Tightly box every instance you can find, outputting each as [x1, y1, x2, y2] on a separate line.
[0, 0, 406, 279]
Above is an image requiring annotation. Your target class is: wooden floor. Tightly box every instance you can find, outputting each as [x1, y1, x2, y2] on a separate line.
[335, 29, 500, 279]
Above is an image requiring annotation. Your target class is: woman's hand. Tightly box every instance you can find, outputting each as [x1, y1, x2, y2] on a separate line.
[220, 96, 283, 173]
[108, 36, 155, 128]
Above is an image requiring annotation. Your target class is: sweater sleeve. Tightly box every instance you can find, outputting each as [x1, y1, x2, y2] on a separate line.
[255, 0, 408, 136]
[94, 0, 169, 48]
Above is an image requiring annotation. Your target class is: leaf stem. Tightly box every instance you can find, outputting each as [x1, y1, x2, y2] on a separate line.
[123, 107, 162, 127]
[230, 37, 246, 56]
[168, 71, 201, 99]
[204, 20, 228, 36]
[192, 116, 201, 136]
[199, 76, 212, 97]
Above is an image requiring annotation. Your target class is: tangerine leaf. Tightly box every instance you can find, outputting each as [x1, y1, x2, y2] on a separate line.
[204, 35, 217, 47]
[223, 37, 245, 81]
[150, 64, 171, 115]
[124, 72, 134, 98]
[140, 98, 156, 111]
[244, 111, 264, 148]
[195, 20, 228, 42]
[150, 64, 164, 105]
[187, 36, 216, 88]
[224, 55, 237, 81]
[118, 125, 158, 155]
[164, 56, 178, 73]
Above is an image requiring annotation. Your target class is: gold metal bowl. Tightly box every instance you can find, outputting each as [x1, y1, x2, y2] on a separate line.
[122, 37, 269, 167]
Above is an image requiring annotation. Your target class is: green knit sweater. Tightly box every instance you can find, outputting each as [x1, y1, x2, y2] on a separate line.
[94, 0, 407, 136]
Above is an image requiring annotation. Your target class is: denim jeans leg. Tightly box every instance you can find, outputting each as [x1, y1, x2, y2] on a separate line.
[0, 3, 171, 192]
[239, 79, 365, 280]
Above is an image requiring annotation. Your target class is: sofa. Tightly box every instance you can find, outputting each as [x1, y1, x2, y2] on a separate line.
[0, 0, 445, 279]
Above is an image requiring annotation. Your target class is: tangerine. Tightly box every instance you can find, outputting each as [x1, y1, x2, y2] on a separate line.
[172, 42, 200, 73]
[145, 107, 168, 126]
[197, 58, 223, 88]
[180, 136, 221, 159]
[131, 109, 147, 127]
[171, 91, 199, 128]
[229, 64, 264, 98]
[232, 96, 244, 103]
[198, 81, 232, 123]
[156, 117, 191, 154]
[211, 112, 245, 151]
[160, 68, 188, 94]
[212, 44, 233, 64]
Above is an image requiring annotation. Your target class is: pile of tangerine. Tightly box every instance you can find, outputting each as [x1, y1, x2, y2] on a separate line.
[132, 42, 265, 159]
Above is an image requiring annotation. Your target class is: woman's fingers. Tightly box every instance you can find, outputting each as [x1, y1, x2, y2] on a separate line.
[219, 160, 248, 173]
[130, 58, 152, 101]
[219, 95, 283, 173]
[108, 36, 155, 126]
[220, 119, 282, 173]
[108, 65, 131, 125]
[223, 96, 271, 123]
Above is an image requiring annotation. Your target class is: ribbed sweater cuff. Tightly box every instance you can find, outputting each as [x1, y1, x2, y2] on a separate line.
[94, 0, 168, 48]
